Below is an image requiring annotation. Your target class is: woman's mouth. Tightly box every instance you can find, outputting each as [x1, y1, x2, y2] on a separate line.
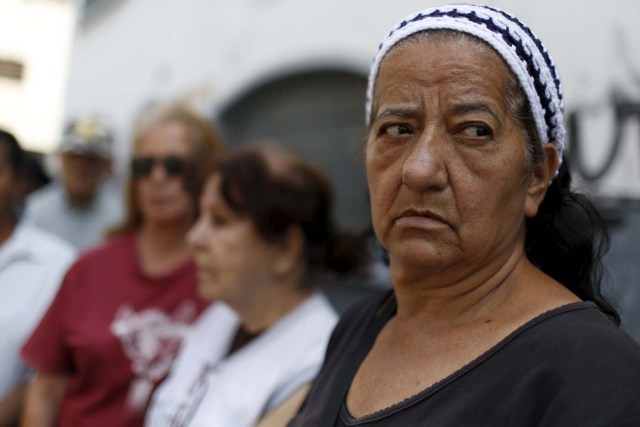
[395, 208, 450, 231]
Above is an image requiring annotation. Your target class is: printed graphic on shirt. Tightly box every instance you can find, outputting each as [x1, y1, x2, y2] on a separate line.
[110, 301, 197, 412]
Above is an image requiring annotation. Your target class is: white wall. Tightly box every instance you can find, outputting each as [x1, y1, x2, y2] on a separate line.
[64, 0, 640, 197]
[0, 0, 77, 153]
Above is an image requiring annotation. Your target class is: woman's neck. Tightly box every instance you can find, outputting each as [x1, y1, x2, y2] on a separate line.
[139, 220, 191, 249]
[390, 241, 530, 329]
[137, 220, 193, 276]
[389, 240, 577, 335]
[234, 282, 314, 334]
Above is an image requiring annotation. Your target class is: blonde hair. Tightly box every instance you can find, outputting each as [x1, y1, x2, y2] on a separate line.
[107, 103, 225, 238]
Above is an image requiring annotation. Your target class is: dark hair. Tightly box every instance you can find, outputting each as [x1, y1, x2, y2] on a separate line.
[107, 104, 225, 238]
[499, 47, 619, 324]
[0, 128, 26, 176]
[22, 153, 51, 195]
[215, 144, 364, 281]
[524, 160, 617, 322]
[387, 30, 619, 323]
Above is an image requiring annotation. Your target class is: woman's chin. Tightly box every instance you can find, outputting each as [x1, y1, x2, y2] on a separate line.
[389, 241, 461, 272]
[197, 282, 221, 302]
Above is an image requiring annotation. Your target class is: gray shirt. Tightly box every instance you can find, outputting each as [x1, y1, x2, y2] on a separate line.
[24, 182, 123, 251]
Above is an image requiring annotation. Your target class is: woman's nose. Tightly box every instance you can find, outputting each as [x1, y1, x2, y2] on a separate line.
[149, 162, 168, 182]
[401, 132, 448, 192]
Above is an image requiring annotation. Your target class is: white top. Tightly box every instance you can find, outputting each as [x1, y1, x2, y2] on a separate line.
[0, 223, 76, 398]
[146, 292, 338, 427]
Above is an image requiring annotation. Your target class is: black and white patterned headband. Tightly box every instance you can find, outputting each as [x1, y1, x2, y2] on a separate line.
[366, 4, 565, 173]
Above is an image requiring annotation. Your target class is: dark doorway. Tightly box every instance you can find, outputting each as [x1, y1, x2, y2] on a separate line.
[217, 68, 370, 234]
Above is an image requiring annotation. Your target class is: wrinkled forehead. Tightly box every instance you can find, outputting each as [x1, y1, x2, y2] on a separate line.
[370, 32, 513, 113]
[365, 4, 566, 174]
[367, 29, 518, 122]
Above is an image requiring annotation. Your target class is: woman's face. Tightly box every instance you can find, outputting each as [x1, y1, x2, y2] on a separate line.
[187, 174, 280, 304]
[366, 36, 544, 279]
[135, 120, 195, 226]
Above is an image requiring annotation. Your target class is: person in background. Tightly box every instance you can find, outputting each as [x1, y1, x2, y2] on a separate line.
[20, 104, 224, 427]
[23, 117, 122, 251]
[146, 144, 363, 427]
[0, 129, 75, 426]
[289, 5, 640, 426]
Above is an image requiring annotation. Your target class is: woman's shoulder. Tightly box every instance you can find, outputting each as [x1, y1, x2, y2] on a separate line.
[71, 233, 134, 266]
[502, 302, 640, 402]
[56, 234, 136, 290]
[497, 302, 640, 425]
[515, 302, 640, 360]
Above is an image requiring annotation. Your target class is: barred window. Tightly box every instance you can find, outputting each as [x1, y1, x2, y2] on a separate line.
[0, 59, 24, 81]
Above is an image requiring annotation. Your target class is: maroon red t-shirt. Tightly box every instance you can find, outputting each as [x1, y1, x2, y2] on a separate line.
[21, 233, 208, 427]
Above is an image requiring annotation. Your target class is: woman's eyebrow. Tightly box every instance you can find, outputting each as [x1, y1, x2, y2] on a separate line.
[374, 106, 421, 121]
[450, 102, 502, 126]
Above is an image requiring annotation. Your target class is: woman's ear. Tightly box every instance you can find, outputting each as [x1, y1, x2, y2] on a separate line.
[524, 143, 558, 218]
[272, 226, 305, 277]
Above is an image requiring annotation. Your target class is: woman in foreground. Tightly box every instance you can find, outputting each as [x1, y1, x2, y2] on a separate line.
[147, 144, 360, 427]
[289, 4, 640, 426]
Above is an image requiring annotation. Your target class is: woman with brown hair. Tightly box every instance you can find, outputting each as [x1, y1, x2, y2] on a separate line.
[20, 104, 224, 427]
[146, 144, 362, 427]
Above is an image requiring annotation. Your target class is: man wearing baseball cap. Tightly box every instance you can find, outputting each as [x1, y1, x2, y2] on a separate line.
[23, 116, 122, 250]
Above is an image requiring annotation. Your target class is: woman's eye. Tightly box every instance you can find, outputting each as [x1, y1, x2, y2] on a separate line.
[382, 124, 412, 137]
[461, 125, 492, 138]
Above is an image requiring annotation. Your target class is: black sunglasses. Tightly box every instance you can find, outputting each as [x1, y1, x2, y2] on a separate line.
[130, 155, 187, 178]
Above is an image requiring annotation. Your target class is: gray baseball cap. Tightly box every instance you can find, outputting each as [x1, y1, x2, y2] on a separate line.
[59, 117, 113, 160]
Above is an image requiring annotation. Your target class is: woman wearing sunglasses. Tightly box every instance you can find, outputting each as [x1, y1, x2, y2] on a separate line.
[20, 104, 224, 427]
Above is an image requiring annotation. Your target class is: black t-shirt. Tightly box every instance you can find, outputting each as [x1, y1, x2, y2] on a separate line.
[289, 291, 640, 426]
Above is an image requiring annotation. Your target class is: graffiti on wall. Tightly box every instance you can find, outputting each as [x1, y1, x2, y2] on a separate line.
[567, 30, 640, 184]
[568, 94, 640, 182]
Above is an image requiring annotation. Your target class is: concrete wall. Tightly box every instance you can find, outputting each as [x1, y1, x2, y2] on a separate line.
[64, 0, 640, 198]
[0, 0, 77, 153]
